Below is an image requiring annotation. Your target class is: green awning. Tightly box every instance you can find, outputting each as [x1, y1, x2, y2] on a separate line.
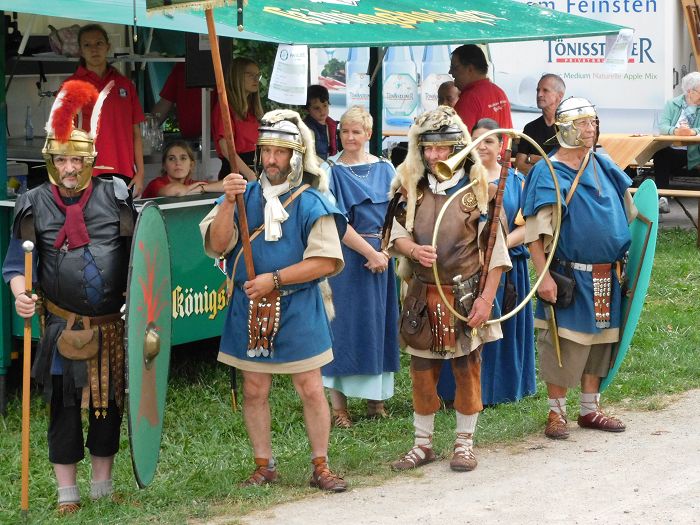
[1, 0, 627, 47]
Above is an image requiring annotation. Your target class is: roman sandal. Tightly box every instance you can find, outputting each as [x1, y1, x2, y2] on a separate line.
[450, 442, 478, 472]
[391, 445, 436, 471]
[332, 408, 352, 428]
[577, 410, 626, 432]
[309, 457, 347, 493]
[545, 410, 570, 440]
[241, 458, 278, 486]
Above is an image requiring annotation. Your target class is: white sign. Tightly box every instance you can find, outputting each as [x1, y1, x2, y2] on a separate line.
[489, 1, 664, 111]
[268, 44, 309, 105]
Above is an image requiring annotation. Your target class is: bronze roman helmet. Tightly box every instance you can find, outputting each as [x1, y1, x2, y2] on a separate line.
[42, 79, 113, 191]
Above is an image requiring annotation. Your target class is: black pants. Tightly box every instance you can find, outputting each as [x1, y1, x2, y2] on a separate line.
[652, 147, 687, 189]
[48, 375, 122, 465]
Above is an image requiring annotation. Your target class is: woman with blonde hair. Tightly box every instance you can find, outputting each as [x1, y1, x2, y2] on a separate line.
[321, 106, 400, 427]
[142, 140, 223, 198]
[211, 56, 264, 180]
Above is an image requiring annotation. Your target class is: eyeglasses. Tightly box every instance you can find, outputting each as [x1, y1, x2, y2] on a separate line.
[244, 72, 262, 81]
[573, 119, 598, 130]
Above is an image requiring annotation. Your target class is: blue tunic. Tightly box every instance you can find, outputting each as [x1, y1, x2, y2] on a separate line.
[321, 159, 400, 385]
[437, 170, 536, 404]
[218, 183, 347, 365]
[521, 151, 631, 334]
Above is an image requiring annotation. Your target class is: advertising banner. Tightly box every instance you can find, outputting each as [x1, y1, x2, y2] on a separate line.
[489, 1, 664, 112]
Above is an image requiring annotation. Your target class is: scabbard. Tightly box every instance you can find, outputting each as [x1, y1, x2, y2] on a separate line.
[547, 304, 563, 368]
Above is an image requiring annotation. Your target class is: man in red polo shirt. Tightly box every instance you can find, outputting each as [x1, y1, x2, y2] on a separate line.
[450, 45, 512, 133]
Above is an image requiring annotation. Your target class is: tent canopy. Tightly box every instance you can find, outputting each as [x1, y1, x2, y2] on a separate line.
[1, 0, 627, 47]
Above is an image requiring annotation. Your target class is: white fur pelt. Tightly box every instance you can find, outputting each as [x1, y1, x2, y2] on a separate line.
[390, 105, 489, 233]
[260, 109, 328, 192]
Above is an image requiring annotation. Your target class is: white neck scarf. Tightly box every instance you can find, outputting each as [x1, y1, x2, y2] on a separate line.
[260, 173, 291, 242]
[427, 168, 465, 195]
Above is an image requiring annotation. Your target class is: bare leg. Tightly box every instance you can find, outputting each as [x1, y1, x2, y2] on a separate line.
[292, 368, 330, 459]
[580, 373, 600, 394]
[241, 371, 274, 458]
[329, 389, 347, 411]
[54, 463, 78, 487]
[547, 383, 567, 399]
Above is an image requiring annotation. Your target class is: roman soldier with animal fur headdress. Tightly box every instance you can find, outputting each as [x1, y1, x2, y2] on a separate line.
[2, 79, 136, 513]
[200, 109, 349, 492]
[382, 105, 511, 473]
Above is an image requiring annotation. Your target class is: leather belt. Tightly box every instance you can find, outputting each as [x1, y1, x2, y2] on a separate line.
[358, 232, 382, 239]
[557, 261, 593, 272]
[44, 299, 122, 325]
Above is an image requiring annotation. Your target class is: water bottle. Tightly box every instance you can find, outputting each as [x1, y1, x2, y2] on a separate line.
[383, 46, 418, 127]
[421, 46, 452, 112]
[345, 47, 370, 110]
[24, 105, 34, 140]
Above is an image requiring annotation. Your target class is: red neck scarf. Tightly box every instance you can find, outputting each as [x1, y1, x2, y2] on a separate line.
[51, 183, 93, 250]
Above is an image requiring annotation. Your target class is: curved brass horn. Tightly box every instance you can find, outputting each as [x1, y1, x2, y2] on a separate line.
[430, 128, 562, 326]
[433, 145, 472, 182]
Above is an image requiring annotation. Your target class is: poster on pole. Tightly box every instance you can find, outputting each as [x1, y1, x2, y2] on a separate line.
[268, 45, 309, 105]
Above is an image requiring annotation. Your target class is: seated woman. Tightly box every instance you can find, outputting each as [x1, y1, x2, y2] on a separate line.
[652, 71, 700, 200]
[142, 140, 223, 198]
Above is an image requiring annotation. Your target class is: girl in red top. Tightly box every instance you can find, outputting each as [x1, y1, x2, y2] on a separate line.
[211, 57, 263, 181]
[142, 140, 223, 198]
[67, 24, 146, 195]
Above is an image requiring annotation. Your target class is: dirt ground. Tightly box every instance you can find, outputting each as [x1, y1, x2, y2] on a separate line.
[209, 389, 700, 525]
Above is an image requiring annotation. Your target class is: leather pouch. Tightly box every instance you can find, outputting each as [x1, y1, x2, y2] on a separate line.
[538, 270, 576, 308]
[57, 316, 98, 360]
[501, 272, 518, 315]
[400, 279, 432, 350]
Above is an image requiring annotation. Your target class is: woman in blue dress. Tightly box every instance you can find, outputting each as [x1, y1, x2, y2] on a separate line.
[437, 118, 536, 405]
[321, 106, 400, 427]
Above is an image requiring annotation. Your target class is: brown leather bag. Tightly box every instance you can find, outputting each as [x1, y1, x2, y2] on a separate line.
[57, 315, 99, 360]
[399, 279, 432, 350]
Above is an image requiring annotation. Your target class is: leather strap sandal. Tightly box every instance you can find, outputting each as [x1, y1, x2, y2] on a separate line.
[57, 502, 81, 515]
[391, 445, 436, 471]
[366, 400, 388, 419]
[241, 458, 279, 486]
[450, 442, 478, 472]
[577, 410, 626, 432]
[545, 410, 570, 440]
[332, 408, 352, 428]
[309, 457, 347, 493]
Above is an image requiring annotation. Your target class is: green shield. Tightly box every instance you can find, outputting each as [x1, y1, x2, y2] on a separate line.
[600, 179, 659, 392]
[125, 202, 172, 488]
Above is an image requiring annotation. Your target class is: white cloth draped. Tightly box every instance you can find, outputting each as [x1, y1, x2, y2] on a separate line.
[427, 168, 465, 195]
[260, 173, 291, 241]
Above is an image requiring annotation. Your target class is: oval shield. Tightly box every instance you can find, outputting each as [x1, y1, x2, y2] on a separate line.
[600, 179, 659, 391]
[125, 202, 172, 488]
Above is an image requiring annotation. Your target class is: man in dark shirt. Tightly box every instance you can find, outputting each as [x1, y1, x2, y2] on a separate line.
[515, 74, 566, 175]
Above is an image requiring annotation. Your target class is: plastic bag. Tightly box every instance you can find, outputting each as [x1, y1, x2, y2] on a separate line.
[48, 24, 81, 57]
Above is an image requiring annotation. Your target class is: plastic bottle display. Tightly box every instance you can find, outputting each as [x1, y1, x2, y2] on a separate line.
[345, 47, 370, 110]
[421, 46, 452, 112]
[24, 105, 34, 140]
[383, 46, 418, 127]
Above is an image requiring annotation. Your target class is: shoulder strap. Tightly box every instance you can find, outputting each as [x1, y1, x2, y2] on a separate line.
[228, 184, 311, 282]
[564, 149, 591, 206]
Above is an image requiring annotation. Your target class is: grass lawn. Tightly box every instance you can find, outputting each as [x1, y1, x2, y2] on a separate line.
[1, 228, 698, 524]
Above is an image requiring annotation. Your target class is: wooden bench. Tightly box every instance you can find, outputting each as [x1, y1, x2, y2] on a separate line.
[629, 187, 700, 248]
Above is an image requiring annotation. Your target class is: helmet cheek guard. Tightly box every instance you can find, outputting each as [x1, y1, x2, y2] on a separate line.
[417, 124, 466, 181]
[554, 96, 597, 149]
[42, 129, 96, 192]
[256, 119, 306, 187]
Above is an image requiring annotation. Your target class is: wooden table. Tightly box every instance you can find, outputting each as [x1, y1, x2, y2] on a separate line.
[597, 133, 700, 170]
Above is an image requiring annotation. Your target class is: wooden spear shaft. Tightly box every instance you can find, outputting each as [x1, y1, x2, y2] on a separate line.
[205, 8, 256, 280]
[20, 240, 34, 516]
[478, 137, 512, 296]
